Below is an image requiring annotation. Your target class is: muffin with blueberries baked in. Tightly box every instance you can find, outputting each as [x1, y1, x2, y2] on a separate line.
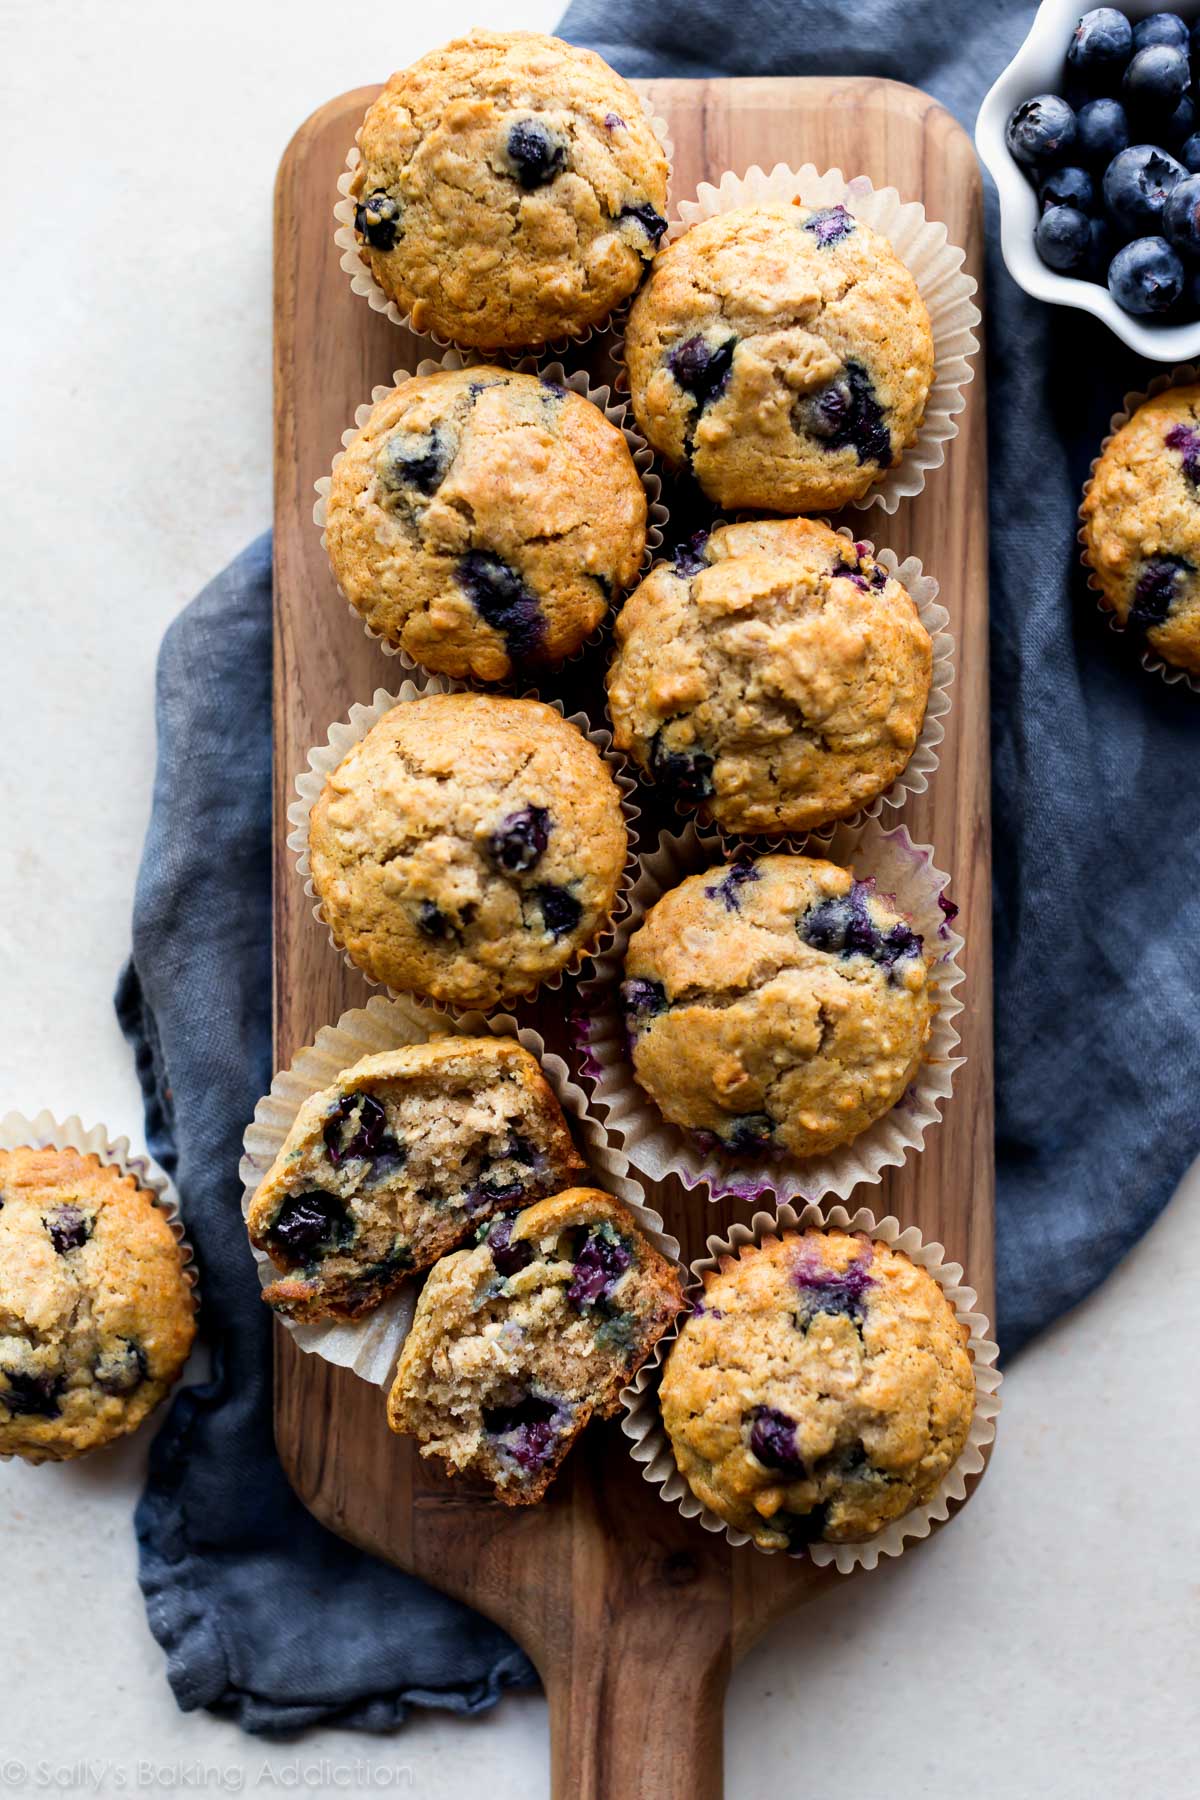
[246, 1038, 585, 1322]
[621, 854, 932, 1159]
[1082, 383, 1200, 676]
[387, 1187, 684, 1503]
[325, 367, 647, 682]
[0, 1146, 195, 1463]
[660, 1228, 975, 1550]
[607, 518, 933, 834]
[625, 202, 934, 513]
[309, 693, 628, 1010]
[348, 30, 669, 350]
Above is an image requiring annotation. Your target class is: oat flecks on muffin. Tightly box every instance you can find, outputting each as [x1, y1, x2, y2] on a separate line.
[386, 1186, 684, 1503]
[625, 202, 934, 513]
[608, 518, 933, 834]
[621, 854, 932, 1159]
[246, 1039, 586, 1323]
[660, 1229, 975, 1550]
[309, 693, 628, 1010]
[1082, 383, 1200, 676]
[325, 368, 647, 682]
[350, 31, 669, 350]
[0, 1147, 195, 1464]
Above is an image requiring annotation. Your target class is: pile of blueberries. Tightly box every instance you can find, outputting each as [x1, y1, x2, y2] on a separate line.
[1007, 8, 1200, 316]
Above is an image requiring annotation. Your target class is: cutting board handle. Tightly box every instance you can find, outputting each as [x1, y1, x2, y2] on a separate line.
[544, 1610, 730, 1799]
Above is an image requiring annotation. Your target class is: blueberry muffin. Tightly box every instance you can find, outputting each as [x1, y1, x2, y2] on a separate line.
[608, 520, 933, 834]
[247, 1038, 585, 1322]
[386, 1187, 684, 1503]
[309, 693, 628, 1009]
[621, 854, 932, 1159]
[660, 1229, 975, 1550]
[1082, 384, 1200, 676]
[0, 1147, 195, 1463]
[625, 202, 934, 512]
[325, 368, 647, 682]
[349, 31, 669, 350]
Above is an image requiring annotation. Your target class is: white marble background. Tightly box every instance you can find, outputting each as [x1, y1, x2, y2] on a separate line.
[2, 2, 1197, 1794]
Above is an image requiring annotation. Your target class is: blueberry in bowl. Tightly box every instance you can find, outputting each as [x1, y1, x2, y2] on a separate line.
[1108, 233, 1186, 310]
[1103, 144, 1186, 231]
[1006, 93, 1079, 165]
[1067, 7, 1135, 85]
[1036, 204, 1094, 270]
[1163, 170, 1200, 251]
[1076, 96, 1130, 163]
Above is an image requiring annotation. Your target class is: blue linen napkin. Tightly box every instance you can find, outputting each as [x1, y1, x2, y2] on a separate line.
[118, 0, 1200, 1735]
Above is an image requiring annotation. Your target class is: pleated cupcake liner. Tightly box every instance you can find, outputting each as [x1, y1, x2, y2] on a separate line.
[619, 1198, 1000, 1572]
[239, 993, 678, 1386]
[605, 522, 954, 848]
[333, 92, 673, 359]
[1077, 364, 1200, 696]
[313, 348, 668, 689]
[574, 818, 965, 1206]
[0, 1109, 200, 1462]
[289, 676, 641, 1012]
[614, 160, 980, 516]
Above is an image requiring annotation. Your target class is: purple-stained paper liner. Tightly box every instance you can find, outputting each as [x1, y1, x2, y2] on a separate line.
[238, 993, 678, 1386]
[620, 1198, 1000, 1572]
[573, 818, 964, 1206]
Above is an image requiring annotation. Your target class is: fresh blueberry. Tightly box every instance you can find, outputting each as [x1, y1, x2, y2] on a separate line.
[377, 425, 452, 498]
[1179, 131, 1200, 173]
[704, 861, 761, 912]
[1102, 144, 1186, 232]
[1132, 11, 1189, 52]
[1163, 172, 1200, 253]
[1164, 421, 1200, 481]
[1035, 204, 1093, 272]
[1066, 9, 1134, 89]
[566, 1226, 632, 1310]
[354, 190, 401, 251]
[797, 361, 891, 465]
[1192, 17, 1200, 60]
[486, 805, 550, 874]
[1006, 94, 1078, 167]
[1130, 555, 1192, 627]
[1, 1369, 64, 1418]
[1123, 44, 1190, 112]
[534, 883, 582, 940]
[666, 334, 737, 411]
[621, 976, 668, 1020]
[456, 551, 546, 663]
[94, 1339, 148, 1397]
[268, 1190, 355, 1261]
[650, 730, 715, 801]
[1039, 165, 1095, 211]
[46, 1206, 90, 1254]
[672, 531, 711, 577]
[505, 119, 567, 189]
[619, 202, 668, 247]
[723, 1114, 775, 1154]
[1164, 91, 1198, 149]
[1075, 97, 1130, 165]
[484, 1392, 565, 1470]
[1107, 233, 1185, 312]
[487, 1216, 534, 1279]
[803, 203, 855, 245]
[748, 1407, 806, 1473]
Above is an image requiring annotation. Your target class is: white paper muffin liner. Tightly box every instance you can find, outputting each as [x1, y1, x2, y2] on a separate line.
[620, 1199, 1000, 1571]
[0, 1111, 200, 1461]
[239, 993, 679, 1386]
[574, 818, 965, 1206]
[290, 678, 641, 1011]
[608, 523, 954, 846]
[333, 91, 673, 357]
[1078, 365, 1200, 696]
[616, 161, 980, 516]
[313, 347, 668, 685]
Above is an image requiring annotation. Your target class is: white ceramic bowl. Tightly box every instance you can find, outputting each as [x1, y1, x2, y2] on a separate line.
[977, 0, 1200, 360]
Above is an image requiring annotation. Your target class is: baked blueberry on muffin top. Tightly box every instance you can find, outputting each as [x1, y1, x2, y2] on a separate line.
[348, 31, 669, 349]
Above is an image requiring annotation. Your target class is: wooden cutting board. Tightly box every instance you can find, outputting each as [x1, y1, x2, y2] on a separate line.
[272, 74, 992, 1799]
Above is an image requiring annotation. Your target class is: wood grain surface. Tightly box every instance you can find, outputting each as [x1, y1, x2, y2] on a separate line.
[272, 75, 992, 1800]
